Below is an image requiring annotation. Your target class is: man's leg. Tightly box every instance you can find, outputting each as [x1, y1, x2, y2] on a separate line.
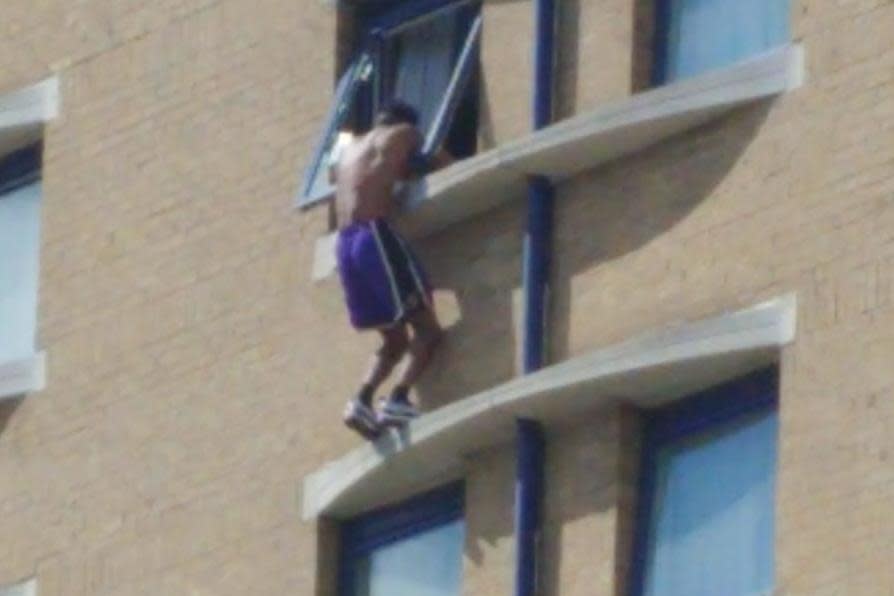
[390, 306, 443, 403]
[345, 325, 409, 439]
[358, 325, 409, 404]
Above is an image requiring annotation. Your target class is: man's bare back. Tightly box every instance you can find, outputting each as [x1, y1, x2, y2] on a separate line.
[334, 124, 420, 226]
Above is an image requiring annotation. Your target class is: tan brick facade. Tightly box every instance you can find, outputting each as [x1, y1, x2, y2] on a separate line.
[1, 0, 893, 595]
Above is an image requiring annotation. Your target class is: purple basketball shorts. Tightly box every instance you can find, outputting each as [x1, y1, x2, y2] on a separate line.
[336, 219, 433, 330]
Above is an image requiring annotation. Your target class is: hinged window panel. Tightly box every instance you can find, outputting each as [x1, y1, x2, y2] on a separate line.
[299, 53, 375, 207]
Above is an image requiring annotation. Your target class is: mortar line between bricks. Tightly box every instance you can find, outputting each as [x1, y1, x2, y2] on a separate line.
[55, 0, 234, 72]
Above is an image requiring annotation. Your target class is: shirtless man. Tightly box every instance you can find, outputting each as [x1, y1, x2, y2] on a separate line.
[333, 102, 451, 439]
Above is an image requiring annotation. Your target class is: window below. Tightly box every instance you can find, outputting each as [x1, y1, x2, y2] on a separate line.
[631, 368, 779, 596]
[0, 578, 37, 596]
[300, 0, 481, 207]
[0, 143, 42, 365]
[654, 0, 790, 83]
[339, 483, 465, 596]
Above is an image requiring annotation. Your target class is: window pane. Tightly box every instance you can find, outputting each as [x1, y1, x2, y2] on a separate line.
[424, 14, 481, 156]
[644, 410, 777, 596]
[353, 519, 464, 596]
[387, 9, 462, 134]
[0, 181, 41, 363]
[664, 0, 790, 82]
[300, 55, 374, 206]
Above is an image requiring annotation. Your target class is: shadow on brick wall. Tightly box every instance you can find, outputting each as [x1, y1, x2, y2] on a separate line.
[408, 102, 774, 413]
[556, 0, 656, 118]
[550, 101, 774, 362]
[0, 396, 23, 436]
[412, 204, 524, 412]
[556, 0, 581, 119]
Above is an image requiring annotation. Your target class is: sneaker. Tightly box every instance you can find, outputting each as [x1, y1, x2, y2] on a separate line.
[343, 400, 380, 440]
[377, 398, 419, 428]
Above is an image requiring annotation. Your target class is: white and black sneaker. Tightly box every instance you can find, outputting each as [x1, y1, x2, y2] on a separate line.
[377, 398, 419, 428]
[344, 400, 381, 440]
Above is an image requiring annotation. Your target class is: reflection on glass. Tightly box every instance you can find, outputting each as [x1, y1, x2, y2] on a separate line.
[353, 519, 464, 596]
[0, 181, 41, 363]
[644, 410, 778, 596]
[665, 0, 790, 81]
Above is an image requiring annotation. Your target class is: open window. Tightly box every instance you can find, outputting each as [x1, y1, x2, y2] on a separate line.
[299, 0, 482, 208]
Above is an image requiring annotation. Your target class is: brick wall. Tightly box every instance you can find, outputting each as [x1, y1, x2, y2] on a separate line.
[548, 0, 894, 593]
[1, 1, 345, 593]
[1, 0, 892, 594]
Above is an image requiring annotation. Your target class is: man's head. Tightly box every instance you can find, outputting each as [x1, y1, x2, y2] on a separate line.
[376, 101, 420, 128]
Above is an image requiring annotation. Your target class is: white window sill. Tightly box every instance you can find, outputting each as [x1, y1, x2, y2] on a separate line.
[301, 294, 797, 520]
[0, 76, 60, 155]
[311, 43, 805, 280]
[0, 352, 47, 401]
[0, 77, 59, 156]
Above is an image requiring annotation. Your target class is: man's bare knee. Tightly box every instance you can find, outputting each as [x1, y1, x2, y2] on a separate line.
[378, 330, 409, 363]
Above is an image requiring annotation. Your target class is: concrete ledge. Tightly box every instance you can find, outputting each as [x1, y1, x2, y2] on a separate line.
[0, 77, 59, 128]
[312, 45, 804, 280]
[302, 294, 797, 520]
[0, 352, 47, 402]
[0, 77, 60, 156]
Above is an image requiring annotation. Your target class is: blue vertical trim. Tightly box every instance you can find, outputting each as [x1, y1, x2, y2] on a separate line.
[651, 0, 673, 85]
[0, 144, 42, 196]
[516, 0, 556, 595]
[627, 367, 779, 596]
[523, 0, 557, 373]
[338, 482, 465, 596]
[532, 0, 556, 130]
[515, 419, 545, 596]
[522, 175, 554, 373]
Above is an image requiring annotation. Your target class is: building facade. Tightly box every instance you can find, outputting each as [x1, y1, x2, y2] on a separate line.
[1, 0, 893, 594]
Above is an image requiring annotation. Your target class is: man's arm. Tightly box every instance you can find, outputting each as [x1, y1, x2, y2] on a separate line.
[428, 147, 454, 171]
[392, 125, 456, 178]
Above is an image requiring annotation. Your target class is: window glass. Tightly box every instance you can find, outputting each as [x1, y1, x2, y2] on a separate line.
[633, 370, 780, 596]
[0, 180, 41, 363]
[301, 54, 375, 204]
[384, 10, 462, 134]
[341, 483, 465, 596]
[643, 409, 777, 596]
[351, 518, 464, 596]
[660, 0, 790, 82]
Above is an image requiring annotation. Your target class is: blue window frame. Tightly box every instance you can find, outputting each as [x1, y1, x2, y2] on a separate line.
[339, 482, 465, 596]
[653, 0, 790, 83]
[0, 144, 42, 364]
[299, 0, 481, 208]
[630, 368, 779, 596]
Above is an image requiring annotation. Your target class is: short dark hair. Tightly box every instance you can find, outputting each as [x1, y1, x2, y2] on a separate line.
[376, 101, 420, 127]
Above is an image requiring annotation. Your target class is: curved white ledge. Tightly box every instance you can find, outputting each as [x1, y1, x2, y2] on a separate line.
[302, 294, 797, 520]
[0, 352, 46, 401]
[312, 44, 804, 280]
[0, 77, 60, 156]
